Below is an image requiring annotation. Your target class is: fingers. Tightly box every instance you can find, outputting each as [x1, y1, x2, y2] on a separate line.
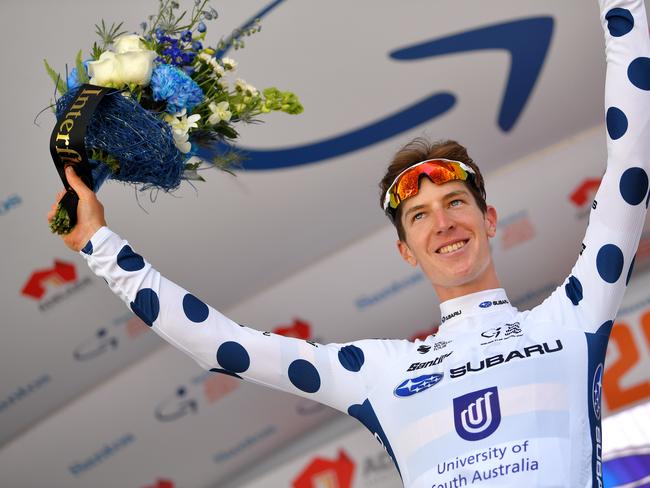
[65, 166, 93, 198]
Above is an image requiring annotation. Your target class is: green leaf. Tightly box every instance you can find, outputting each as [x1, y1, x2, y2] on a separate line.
[43, 59, 67, 95]
[75, 50, 89, 83]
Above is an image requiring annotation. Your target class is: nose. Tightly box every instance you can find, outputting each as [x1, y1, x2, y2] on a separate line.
[432, 208, 455, 234]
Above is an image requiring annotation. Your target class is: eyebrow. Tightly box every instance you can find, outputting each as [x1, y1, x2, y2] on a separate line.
[402, 189, 471, 222]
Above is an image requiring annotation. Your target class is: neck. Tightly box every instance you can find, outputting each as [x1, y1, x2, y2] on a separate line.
[433, 263, 501, 303]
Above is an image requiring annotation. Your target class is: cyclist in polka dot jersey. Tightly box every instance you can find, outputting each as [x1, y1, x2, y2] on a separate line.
[49, 0, 649, 486]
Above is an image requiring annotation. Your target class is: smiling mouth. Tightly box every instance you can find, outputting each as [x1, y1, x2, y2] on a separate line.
[436, 240, 469, 254]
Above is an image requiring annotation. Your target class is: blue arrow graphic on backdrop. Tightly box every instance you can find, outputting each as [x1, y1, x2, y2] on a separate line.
[213, 2, 554, 170]
[390, 17, 554, 132]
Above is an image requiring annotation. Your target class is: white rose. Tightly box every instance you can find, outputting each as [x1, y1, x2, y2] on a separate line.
[113, 34, 147, 54]
[87, 51, 120, 86]
[117, 50, 157, 85]
[87, 49, 157, 87]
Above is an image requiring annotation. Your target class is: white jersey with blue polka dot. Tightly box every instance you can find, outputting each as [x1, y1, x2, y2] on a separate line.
[80, 0, 650, 486]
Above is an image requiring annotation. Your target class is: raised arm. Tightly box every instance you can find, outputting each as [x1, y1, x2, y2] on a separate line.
[531, 0, 650, 332]
[48, 167, 377, 415]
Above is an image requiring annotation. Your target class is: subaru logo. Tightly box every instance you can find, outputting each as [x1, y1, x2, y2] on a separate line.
[479, 301, 492, 308]
[453, 386, 501, 441]
[394, 373, 443, 397]
[593, 363, 603, 420]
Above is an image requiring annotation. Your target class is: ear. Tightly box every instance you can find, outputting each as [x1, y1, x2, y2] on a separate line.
[485, 205, 498, 238]
[397, 239, 418, 267]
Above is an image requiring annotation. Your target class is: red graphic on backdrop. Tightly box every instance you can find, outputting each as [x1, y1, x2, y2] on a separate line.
[126, 316, 150, 339]
[293, 450, 355, 488]
[274, 318, 311, 339]
[143, 480, 174, 488]
[21, 260, 77, 299]
[410, 325, 439, 341]
[569, 178, 601, 207]
[500, 213, 536, 250]
[203, 374, 238, 404]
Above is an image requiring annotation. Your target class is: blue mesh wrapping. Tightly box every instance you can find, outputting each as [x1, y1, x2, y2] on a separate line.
[55, 88, 185, 192]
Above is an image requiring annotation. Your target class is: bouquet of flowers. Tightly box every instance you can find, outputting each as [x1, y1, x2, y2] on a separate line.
[46, 0, 303, 234]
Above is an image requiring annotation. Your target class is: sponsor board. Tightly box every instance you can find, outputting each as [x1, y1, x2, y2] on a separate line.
[213, 426, 277, 463]
[0, 194, 22, 216]
[292, 450, 355, 488]
[569, 177, 601, 219]
[355, 272, 425, 310]
[73, 312, 149, 361]
[21, 260, 93, 311]
[0, 374, 51, 415]
[143, 480, 175, 488]
[154, 370, 239, 422]
[497, 210, 536, 250]
[603, 309, 650, 414]
[68, 433, 135, 477]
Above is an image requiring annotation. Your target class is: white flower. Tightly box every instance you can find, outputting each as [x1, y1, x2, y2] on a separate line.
[87, 51, 120, 86]
[221, 57, 237, 70]
[196, 53, 225, 77]
[235, 78, 258, 96]
[87, 44, 157, 87]
[164, 109, 201, 154]
[113, 34, 147, 54]
[208, 101, 232, 124]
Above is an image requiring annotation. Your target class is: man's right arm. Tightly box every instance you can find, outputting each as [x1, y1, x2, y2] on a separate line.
[77, 225, 375, 415]
[49, 166, 377, 415]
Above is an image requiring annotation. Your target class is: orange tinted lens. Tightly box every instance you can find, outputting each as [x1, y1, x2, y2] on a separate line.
[393, 164, 459, 203]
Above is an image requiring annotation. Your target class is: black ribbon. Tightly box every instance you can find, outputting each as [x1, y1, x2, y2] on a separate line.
[49, 84, 116, 228]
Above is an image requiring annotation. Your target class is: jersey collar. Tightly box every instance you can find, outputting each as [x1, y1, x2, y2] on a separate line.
[439, 288, 512, 327]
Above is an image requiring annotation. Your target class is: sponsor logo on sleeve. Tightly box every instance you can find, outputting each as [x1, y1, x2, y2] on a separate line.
[480, 322, 523, 345]
[407, 352, 453, 372]
[450, 340, 563, 378]
[592, 363, 603, 420]
[394, 373, 444, 397]
[453, 387, 501, 441]
[442, 310, 462, 323]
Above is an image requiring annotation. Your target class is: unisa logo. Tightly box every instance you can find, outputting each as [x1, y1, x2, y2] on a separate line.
[394, 373, 443, 397]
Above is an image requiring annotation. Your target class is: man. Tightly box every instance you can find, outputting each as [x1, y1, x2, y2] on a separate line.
[48, 0, 649, 486]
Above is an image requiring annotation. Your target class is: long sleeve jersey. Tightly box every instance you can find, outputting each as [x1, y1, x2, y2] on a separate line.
[79, 0, 650, 486]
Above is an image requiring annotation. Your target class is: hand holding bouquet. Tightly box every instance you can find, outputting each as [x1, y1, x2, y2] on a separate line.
[46, 0, 303, 235]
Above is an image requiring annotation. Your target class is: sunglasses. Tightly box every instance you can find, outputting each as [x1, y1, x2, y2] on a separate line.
[383, 159, 476, 219]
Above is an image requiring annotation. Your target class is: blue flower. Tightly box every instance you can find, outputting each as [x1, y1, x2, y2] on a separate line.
[181, 30, 192, 42]
[197, 22, 206, 33]
[150, 63, 204, 114]
[66, 60, 90, 90]
[192, 41, 202, 51]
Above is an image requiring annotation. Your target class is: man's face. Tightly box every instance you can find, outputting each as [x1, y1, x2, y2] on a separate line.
[396, 178, 497, 293]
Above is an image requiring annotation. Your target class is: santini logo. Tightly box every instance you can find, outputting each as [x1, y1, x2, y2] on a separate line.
[394, 373, 443, 397]
[450, 340, 563, 378]
[407, 352, 453, 371]
[454, 387, 501, 441]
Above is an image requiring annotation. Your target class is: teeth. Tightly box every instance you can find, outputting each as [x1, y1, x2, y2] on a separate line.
[438, 240, 467, 254]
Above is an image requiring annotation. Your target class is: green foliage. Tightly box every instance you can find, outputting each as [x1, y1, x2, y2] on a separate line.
[95, 19, 128, 48]
[75, 50, 89, 84]
[43, 59, 67, 95]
